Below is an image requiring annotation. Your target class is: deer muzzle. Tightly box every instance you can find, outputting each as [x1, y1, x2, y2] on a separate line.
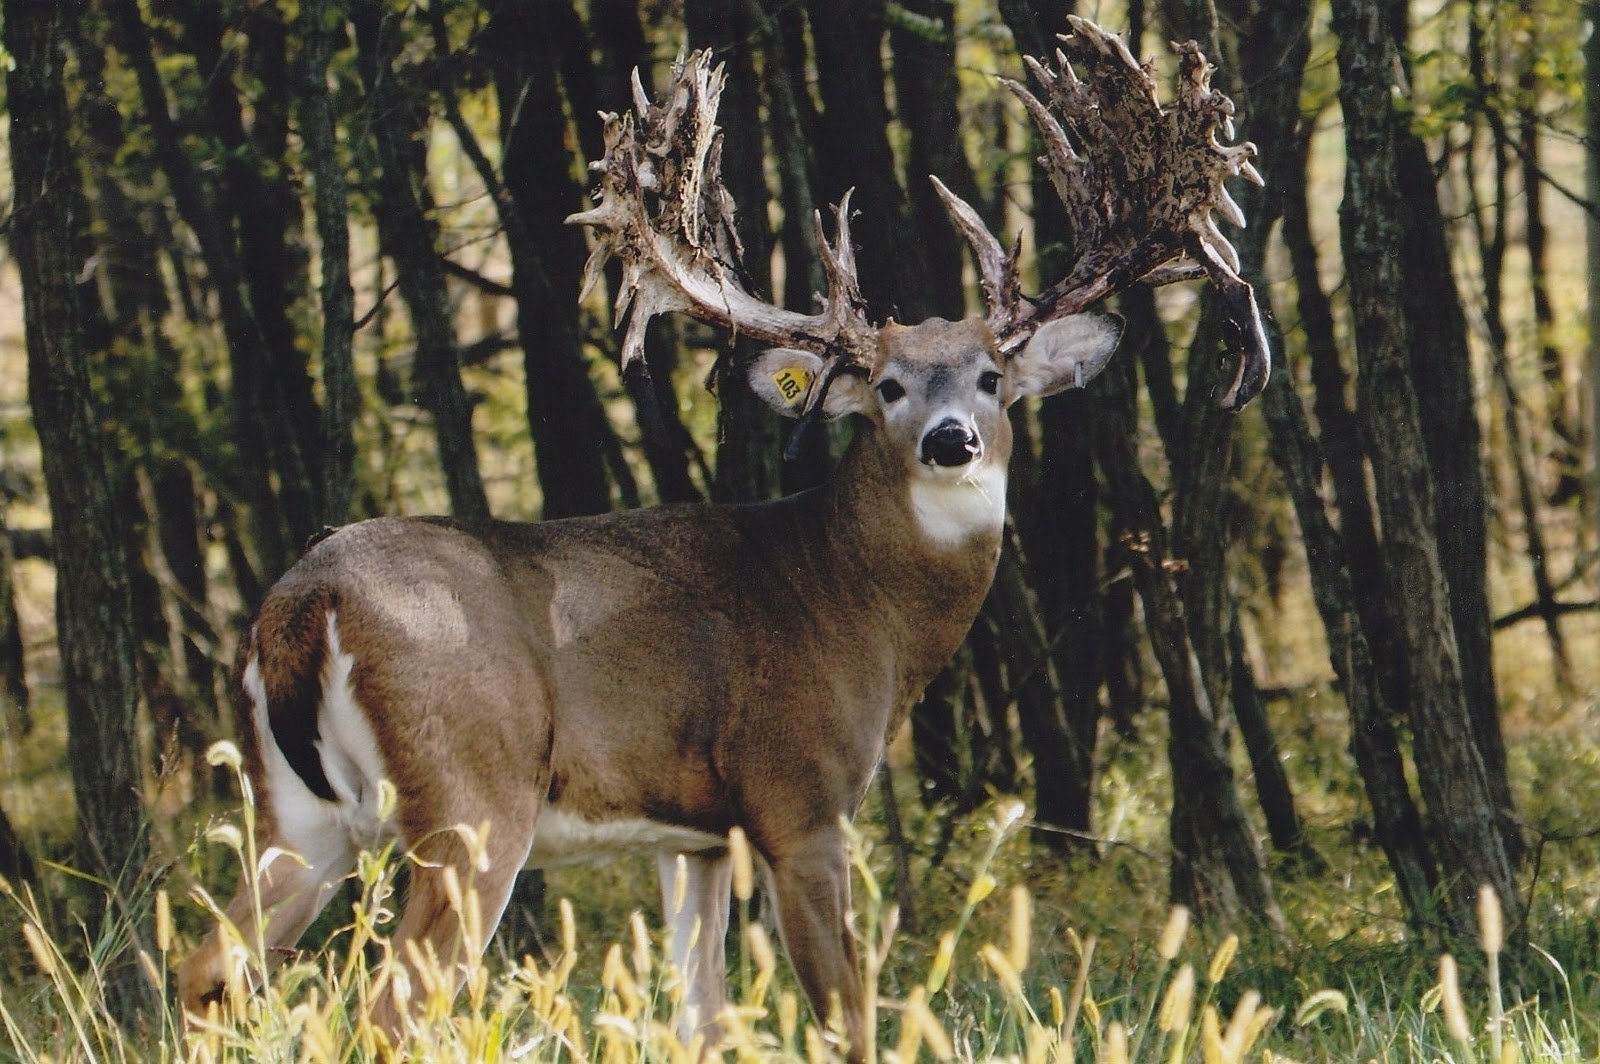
[920, 419, 981, 468]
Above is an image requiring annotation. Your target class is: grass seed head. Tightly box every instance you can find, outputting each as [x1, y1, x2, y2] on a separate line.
[926, 930, 957, 993]
[1158, 905, 1191, 961]
[1008, 885, 1033, 972]
[1105, 1019, 1130, 1064]
[21, 921, 56, 977]
[205, 740, 243, 771]
[1207, 933, 1239, 984]
[729, 827, 755, 901]
[1439, 953, 1473, 1045]
[1159, 963, 1197, 1032]
[1478, 884, 1504, 955]
[155, 888, 173, 953]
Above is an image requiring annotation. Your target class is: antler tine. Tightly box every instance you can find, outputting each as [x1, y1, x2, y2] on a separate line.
[567, 50, 877, 387]
[986, 15, 1270, 408]
[929, 175, 1022, 334]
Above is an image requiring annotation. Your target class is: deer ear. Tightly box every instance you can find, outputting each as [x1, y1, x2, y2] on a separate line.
[1008, 312, 1125, 402]
[748, 349, 871, 419]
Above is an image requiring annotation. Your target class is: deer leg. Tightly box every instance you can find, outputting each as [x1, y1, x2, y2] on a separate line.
[766, 830, 866, 1062]
[366, 805, 537, 1050]
[656, 849, 733, 1043]
[178, 824, 357, 1018]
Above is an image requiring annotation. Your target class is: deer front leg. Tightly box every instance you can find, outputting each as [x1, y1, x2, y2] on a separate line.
[767, 829, 867, 1062]
[657, 850, 733, 1044]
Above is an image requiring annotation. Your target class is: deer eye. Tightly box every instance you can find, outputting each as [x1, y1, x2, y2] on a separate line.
[876, 378, 906, 402]
[978, 370, 1002, 395]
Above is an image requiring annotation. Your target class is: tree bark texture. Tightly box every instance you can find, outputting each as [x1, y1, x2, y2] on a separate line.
[1259, 356, 1440, 927]
[806, 0, 933, 323]
[686, 0, 788, 505]
[74, 21, 220, 721]
[300, 0, 360, 526]
[354, 5, 491, 523]
[0, 502, 30, 737]
[1279, 133, 1407, 721]
[890, 0, 988, 321]
[1588, 3, 1600, 535]
[177, 0, 323, 537]
[985, 535, 1092, 847]
[1331, 0, 1519, 938]
[1095, 356, 1282, 932]
[483, 0, 618, 519]
[108, 0, 307, 584]
[1393, 131, 1521, 860]
[7, 0, 151, 1017]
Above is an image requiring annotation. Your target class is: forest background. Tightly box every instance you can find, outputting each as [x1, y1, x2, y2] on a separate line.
[0, 0, 1597, 1060]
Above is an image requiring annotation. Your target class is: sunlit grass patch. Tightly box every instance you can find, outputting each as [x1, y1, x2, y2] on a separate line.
[1, 748, 1597, 1062]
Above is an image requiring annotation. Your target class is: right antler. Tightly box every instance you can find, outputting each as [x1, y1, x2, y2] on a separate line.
[934, 17, 1271, 408]
[566, 52, 879, 418]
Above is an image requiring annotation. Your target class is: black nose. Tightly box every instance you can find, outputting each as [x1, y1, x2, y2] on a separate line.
[920, 420, 980, 467]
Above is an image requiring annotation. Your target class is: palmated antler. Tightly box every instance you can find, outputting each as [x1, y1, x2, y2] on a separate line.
[933, 16, 1271, 408]
[566, 51, 878, 416]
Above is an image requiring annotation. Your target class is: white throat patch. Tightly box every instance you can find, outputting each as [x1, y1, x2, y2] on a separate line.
[907, 463, 1007, 549]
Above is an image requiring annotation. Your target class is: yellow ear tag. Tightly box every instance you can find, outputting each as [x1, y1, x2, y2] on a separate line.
[771, 366, 814, 410]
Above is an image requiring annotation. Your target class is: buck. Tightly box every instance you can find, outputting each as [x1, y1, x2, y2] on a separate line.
[180, 18, 1267, 1058]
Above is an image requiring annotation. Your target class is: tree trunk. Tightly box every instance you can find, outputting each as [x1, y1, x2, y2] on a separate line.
[1331, 0, 1519, 939]
[300, 0, 360, 526]
[354, 5, 490, 523]
[1026, 388, 1102, 836]
[0, 502, 30, 738]
[176, 0, 322, 546]
[1279, 131, 1406, 720]
[0, 799, 33, 885]
[1159, 0, 1311, 904]
[1258, 359, 1440, 927]
[482, 0, 618, 519]
[1588, 3, 1600, 538]
[985, 535, 1092, 848]
[75, 14, 223, 746]
[682, 0, 789, 506]
[1228, 605, 1317, 867]
[806, 0, 933, 323]
[1516, 0, 1579, 495]
[109, 0, 302, 583]
[7, 0, 151, 1020]
[1393, 130, 1521, 862]
[1095, 355, 1282, 932]
[890, 0, 988, 320]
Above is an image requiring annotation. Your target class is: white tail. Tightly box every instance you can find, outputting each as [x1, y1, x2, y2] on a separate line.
[180, 22, 1263, 1059]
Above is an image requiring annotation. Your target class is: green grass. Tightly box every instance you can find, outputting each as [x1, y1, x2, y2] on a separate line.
[1, 612, 1596, 1063]
[2, 753, 1597, 1063]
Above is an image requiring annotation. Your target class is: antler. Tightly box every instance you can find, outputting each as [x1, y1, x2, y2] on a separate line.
[566, 52, 878, 417]
[934, 16, 1271, 409]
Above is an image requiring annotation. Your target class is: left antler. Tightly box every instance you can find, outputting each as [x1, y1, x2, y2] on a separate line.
[935, 16, 1271, 409]
[566, 52, 880, 418]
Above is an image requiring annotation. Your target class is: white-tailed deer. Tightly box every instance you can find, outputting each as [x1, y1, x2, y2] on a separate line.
[180, 18, 1266, 1057]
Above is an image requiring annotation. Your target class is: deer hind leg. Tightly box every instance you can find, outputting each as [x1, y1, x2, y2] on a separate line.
[766, 829, 867, 1062]
[656, 849, 733, 1044]
[178, 815, 358, 1019]
[365, 795, 539, 1050]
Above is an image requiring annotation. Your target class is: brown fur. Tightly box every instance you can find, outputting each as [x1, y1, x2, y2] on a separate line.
[180, 314, 1117, 1058]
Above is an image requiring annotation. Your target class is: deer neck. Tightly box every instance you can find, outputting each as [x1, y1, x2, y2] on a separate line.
[803, 419, 1005, 683]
